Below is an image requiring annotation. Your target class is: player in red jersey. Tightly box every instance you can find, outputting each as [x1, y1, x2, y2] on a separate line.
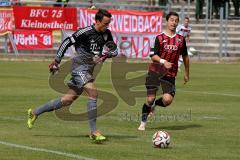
[138, 12, 190, 131]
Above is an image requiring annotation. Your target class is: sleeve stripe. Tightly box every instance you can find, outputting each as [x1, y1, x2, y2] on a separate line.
[56, 38, 71, 58]
[70, 36, 76, 43]
[75, 26, 92, 38]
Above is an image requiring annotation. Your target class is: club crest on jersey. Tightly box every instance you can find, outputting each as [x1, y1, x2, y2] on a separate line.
[103, 34, 108, 41]
[177, 38, 182, 43]
[164, 44, 178, 51]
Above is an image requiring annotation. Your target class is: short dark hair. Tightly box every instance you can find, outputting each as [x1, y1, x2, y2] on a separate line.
[184, 16, 189, 20]
[95, 9, 112, 22]
[166, 12, 179, 21]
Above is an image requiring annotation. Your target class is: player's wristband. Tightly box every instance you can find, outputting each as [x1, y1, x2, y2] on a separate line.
[159, 59, 166, 64]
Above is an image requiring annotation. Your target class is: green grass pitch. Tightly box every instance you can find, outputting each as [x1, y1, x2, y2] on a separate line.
[0, 60, 240, 160]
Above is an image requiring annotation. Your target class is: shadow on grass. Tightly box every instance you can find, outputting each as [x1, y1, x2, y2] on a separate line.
[150, 124, 202, 131]
[33, 134, 137, 140]
[105, 134, 137, 140]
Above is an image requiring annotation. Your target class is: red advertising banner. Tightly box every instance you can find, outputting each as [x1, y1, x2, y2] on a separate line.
[13, 30, 52, 50]
[77, 8, 163, 58]
[0, 8, 13, 35]
[13, 6, 77, 31]
[79, 9, 163, 34]
[113, 33, 155, 59]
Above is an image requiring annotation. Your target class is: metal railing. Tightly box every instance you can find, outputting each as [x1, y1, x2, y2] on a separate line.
[14, 0, 170, 11]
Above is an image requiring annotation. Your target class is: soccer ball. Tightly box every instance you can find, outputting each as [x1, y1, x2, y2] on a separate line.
[152, 130, 170, 148]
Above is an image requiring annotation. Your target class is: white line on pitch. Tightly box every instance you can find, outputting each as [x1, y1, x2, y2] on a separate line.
[0, 141, 96, 160]
[178, 90, 240, 97]
[0, 116, 24, 121]
[200, 116, 224, 120]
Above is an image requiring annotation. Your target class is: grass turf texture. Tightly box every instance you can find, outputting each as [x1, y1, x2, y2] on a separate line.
[0, 60, 240, 160]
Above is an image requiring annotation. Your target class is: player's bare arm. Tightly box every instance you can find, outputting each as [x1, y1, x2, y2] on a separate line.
[186, 36, 190, 43]
[183, 55, 190, 84]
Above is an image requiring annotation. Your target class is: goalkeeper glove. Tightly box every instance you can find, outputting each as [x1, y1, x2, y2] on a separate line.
[49, 59, 59, 75]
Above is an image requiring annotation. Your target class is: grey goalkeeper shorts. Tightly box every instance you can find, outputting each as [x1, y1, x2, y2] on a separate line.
[67, 71, 94, 94]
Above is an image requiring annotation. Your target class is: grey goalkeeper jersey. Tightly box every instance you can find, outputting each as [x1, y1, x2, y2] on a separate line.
[55, 25, 117, 75]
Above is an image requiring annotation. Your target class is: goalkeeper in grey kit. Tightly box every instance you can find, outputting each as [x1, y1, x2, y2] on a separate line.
[27, 9, 118, 142]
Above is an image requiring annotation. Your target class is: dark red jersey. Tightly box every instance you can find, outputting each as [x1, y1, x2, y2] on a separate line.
[148, 32, 188, 77]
